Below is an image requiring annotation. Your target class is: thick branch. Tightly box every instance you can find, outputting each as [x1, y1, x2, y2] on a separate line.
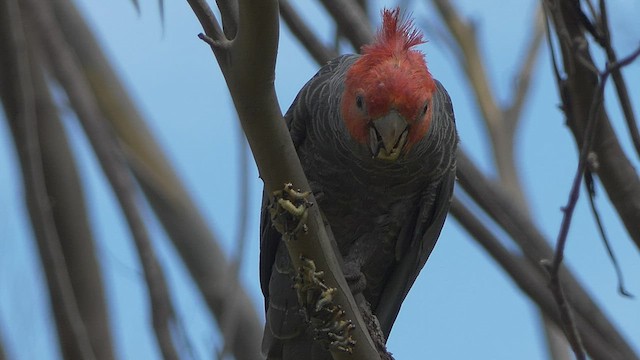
[186, 0, 381, 358]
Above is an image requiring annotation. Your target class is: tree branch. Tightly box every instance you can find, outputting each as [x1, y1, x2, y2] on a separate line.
[457, 150, 638, 360]
[596, 0, 640, 159]
[317, 0, 374, 51]
[29, 44, 116, 360]
[49, 1, 265, 358]
[504, 9, 545, 134]
[279, 0, 339, 65]
[185, 0, 381, 358]
[24, 1, 181, 358]
[545, 0, 640, 255]
[451, 196, 624, 360]
[0, 1, 96, 358]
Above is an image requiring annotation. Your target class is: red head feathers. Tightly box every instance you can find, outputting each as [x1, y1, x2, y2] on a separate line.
[342, 8, 436, 160]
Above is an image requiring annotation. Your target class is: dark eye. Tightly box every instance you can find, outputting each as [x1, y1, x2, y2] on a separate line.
[356, 95, 364, 110]
[421, 102, 429, 116]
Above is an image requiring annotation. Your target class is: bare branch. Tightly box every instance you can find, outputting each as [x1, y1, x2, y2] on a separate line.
[216, 0, 239, 39]
[318, 0, 374, 50]
[24, 1, 181, 358]
[49, 1, 264, 357]
[596, 0, 640, 159]
[584, 172, 633, 298]
[544, 43, 640, 359]
[545, 0, 640, 258]
[450, 196, 621, 360]
[456, 150, 639, 360]
[430, 0, 502, 133]
[31, 52, 116, 360]
[280, 0, 338, 65]
[0, 1, 96, 358]
[186, 1, 382, 358]
[186, 0, 224, 43]
[504, 8, 545, 133]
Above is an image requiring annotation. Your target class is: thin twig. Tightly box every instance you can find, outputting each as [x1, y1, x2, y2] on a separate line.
[596, 0, 640, 159]
[279, 0, 338, 65]
[450, 196, 619, 360]
[545, 42, 640, 360]
[25, 1, 181, 358]
[550, 45, 640, 275]
[456, 150, 639, 360]
[584, 171, 633, 298]
[186, 0, 223, 41]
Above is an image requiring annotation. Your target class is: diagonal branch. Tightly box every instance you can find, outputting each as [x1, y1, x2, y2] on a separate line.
[317, 0, 374, 50]
[451, 196, 623, 360]
[280, 0, 339, 65]
[24, 1, 180, 358]
[0, 1, 97, 359]
[429, 0, 544, 213]
[457, 150, 638, 360]
[49, 1, 264, 358]
[596, 0, 640, 159]
[504, 9, 545, 134]
[545, 0, 640, 254]
[185, 0, 381, 359]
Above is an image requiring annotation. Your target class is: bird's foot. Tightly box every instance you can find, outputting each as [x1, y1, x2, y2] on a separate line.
[293, 255, 356, 354]
[269, 183, 313, 240]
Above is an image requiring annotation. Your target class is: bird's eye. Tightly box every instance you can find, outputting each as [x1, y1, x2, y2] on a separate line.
[421, 102, 429, 116]
[356, 95, 364, 110]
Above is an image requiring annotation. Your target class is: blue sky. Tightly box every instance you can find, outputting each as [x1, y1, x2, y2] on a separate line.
[1, 0, 639, 359]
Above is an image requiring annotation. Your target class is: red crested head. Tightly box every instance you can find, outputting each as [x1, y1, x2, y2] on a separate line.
[341, 8, 436, 161]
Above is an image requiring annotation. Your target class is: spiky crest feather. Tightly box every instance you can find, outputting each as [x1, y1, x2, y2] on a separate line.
[341, 7, 436, 149]
[363, 8, 425, 58]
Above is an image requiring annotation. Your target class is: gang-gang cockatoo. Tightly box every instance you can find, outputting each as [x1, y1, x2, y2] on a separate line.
[260, 8, 458, 359]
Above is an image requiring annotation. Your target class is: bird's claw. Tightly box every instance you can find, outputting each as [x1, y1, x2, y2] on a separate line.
[294, 255, 356, 354]
[270, 183, 313, 240]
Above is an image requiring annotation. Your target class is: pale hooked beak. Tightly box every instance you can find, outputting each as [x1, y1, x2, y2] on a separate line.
[368, 110, 409, 161]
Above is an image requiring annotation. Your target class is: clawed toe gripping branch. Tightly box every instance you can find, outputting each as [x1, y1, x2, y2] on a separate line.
[270, 183, 356, 354]
[269, 183, 313, 240]
[295, 256, 356, 354]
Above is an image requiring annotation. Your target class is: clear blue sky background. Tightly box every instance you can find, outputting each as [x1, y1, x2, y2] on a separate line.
[1, 0, 639, 359]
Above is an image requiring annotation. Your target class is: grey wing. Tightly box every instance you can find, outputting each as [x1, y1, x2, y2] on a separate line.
[374, 80, 458, 337]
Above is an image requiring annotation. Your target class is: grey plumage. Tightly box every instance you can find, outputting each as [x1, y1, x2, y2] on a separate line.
[260, 54, 458, 359]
